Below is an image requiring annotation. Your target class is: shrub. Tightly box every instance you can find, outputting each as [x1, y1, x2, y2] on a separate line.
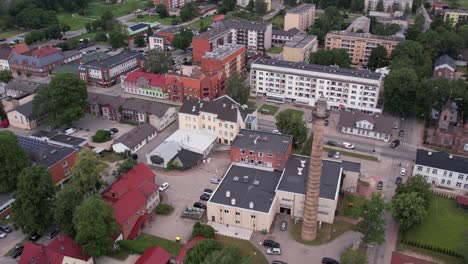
[92, 130, 111, 143]
[191, 222, 215, 239]
[155, 204, 174, 215]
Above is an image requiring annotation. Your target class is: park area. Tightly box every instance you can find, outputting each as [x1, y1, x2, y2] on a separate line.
[130, 14, 174, 25]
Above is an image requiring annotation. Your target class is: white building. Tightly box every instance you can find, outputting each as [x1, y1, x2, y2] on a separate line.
[0, 44, 12, 71]
[250, 58, 383, 114]
[112, 124, 157, 153]
[337, 111, 396, 142]
[364, 0, 413, 11]
[223, 20, 273, 52]
[413, 149, 468, 191]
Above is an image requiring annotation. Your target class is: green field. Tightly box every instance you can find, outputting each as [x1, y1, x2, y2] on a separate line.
[58, 14, 94, 31]
[402, 196, 468, 253]
[216, 235, 269, 264]
[259, 104, 279, 115]
[267, 46, 283, 54]
[130, 14, 174, 25]
[118, 233, 184, 256]
[187, 15, 214, 29]
[0, 30, 25, 39]
[270, 15, 284, 29]
[279, 108, 304, 117]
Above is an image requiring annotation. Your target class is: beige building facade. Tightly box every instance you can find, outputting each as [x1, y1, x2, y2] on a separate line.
[7, 101, 37, 130]
[282, 34, 318, 62]
[284, 4, 316, 31]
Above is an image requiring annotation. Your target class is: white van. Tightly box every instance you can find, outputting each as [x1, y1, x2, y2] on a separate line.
[267, 248, 281, 255]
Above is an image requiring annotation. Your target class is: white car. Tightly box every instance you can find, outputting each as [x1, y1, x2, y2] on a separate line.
[342, 142, 355, 149]
[64, 127, 76, 135]
[267, 248, 281, 255]
[400, 168, 407, 176]
[159, 182, 169, 192]
[272, 130, 280, 134]
[0, 231, 6, 239]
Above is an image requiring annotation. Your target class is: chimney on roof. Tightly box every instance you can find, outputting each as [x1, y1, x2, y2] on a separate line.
[297, 167, 303, 175]
[300, 160, 306, 168]
[428, 151, 432, 156]
[449, 154, 453, 159]
[254, 135, 260, 144]
[249, 201, 254, 209]
[231, 198, 236, 205]
[226, 191, 231, 197]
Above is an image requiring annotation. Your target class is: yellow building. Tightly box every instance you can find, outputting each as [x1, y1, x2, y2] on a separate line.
[178, 95, 257, 145]
[325, 31, 403, 65]
[284, 3, 316, 31]
[6, 101, 38, 130]
[444, 9, 468, 27]
[282, 34, 318, 62]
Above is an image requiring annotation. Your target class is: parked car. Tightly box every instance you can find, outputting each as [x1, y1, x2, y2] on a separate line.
[272, 261, 287, 264]
[395, 176, 403, 185]
[210, 178, 221, 184]
[334, 151, 340, 159]
[327, 150, 334, 158]
[376, 181, 383, 190]
[342, 142, 355, 149]
[200, 194, 210, 201]
[11, 245, 24, 258]
[193, 202, 206, 210]
[29, 233, 41, 242]
[400, 168, 407, 176]
[1, 119, 9, 128]
[159, 182, 170, 192]
[390, 139, 400, 148]
[272, 129, 280, 134]
[203, 189, 213, 195]
[399, 130, 405, 137]
[0, 224, 12, 233]
[322, 257, 339, 264]
[280, 221, 288, 231]
[0, 230, 6, 238]
[263, 239, 280, 248]
[110, 128, 119, 134]
[267, 248, 281, 255]
[46, 228, 60, 239]
[63, 127, 76, 135]
[326, 140, 337, 146]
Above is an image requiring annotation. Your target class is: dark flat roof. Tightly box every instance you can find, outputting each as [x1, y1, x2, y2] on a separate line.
[18, 136, 77, 168]
[277, 155, 342, 200]
[231, 129, 292, 154]
[30, 130, 86, 147]
[209, 164, 282, 213]
[80, 51, 144, 70]
[415, 149, 468, 174]
[0, 192, 13, 206]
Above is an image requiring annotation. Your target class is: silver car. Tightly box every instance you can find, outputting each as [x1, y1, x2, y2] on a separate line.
[280, 221, 288, 231]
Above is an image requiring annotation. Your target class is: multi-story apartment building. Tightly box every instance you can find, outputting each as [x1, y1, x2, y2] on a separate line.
[121, 70, 167, 99]
[444, 9, 468, 27]
[364, 0, 413, 12]
[164, 68, 225, 102]
[236, 0, 271, 11]
[271, 28, 301, 45]
[78, 51, 144, 87]
[413, 149, 468, 191]
[201, 44, 246, 77]
[250, 58, 383, 113]
[282, 34, 318, 62]
[325, 31, 402, 65]
[223, 20, 272, 52]
[178, 95, 257, 144]
[0, 44, 12, 71]
[284, 3, 316, 31]
[154, 0, 192, 10]
[192, 29, 230, 64]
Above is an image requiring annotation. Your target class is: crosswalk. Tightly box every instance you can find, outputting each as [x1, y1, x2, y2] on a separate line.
[400, 142, 418, 149]
[390, 159, 412, 167]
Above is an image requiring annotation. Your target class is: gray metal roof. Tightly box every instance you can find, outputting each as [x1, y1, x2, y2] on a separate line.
[122, 98, 174, 118]
[18, 136, 77, 169]
[9, 52, 64, 68]
[209, 164, 282, 213]
[272, 28, 300, 37]
[277, 155, 342, 200]
[342, 161, 361, 173]
[231, 129, 292, 154]
[86, 92, 124, 110]
[0, 192, 13, 206]
[113, 123, 156, 149]
[224, 19, 271, 32]
[4, 79, 42, 94]
[337, 111, 395, 135]
[13, 101, 34, 117]
[173, 149, 203, 168]
[434, 54, 456, 69]
[284, 34, 316, 49]
[286, 3, 315, 14]
[80, 51, 144, 70]
[415, 149, 468, 174]
[327, 30, 405, 41]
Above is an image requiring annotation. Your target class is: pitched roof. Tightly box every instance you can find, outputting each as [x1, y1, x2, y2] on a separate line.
[272, 28, 300, 37]
[110, 188, 147, 225]
[19, 236, 91, 264]
[434, 54, 456, 69]
[18, 136, 77, 170]
[175, 237, 204, 262]
[415, 149, 468, 174]
[337, 111, 395, 135]
[0, 192, 13, 206]
[9, 51, 64, 68]
[123, 70, 166, 87]
[30, 46, 61, 58]
[390, 252, 437, 264]
[0, 44, 12, 60]
[81, 51, 144, 70]
[174, 148, 204, 168]
[81, 51, 111, 64]
[113, 123, 157, 149]
[103, 163, 157, 198]
[136, 246, 171, 264]
[212, 14, 225, 22]
[12, 101, 34, 117]
[4, 79, 42, 94]
[12, 43, 30, 54]
[122, 98, 172, 118]
[86, 92, 124, 110]
[231, 129, 292, 154]
[31, 130, 87, 148]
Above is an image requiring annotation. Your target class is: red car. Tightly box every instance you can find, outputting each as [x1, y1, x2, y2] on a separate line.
[1, 119, 9, 128]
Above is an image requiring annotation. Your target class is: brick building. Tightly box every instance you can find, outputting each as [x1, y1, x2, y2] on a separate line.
[87, 92, 124, 121]
[192, 28, 230, 64]
[433, 54, 457, 80]
[435, 101, 468, 153]
[201, 44, 246, 77]
[121, 69, 167, 100]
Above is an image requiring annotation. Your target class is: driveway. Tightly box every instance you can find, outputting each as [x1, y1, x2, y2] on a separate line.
[0, 228, 27, 257]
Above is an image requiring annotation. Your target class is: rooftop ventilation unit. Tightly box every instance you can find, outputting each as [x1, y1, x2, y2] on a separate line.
[300, 160, 306, 168]
[297, 167, 303, 175]
[231, 198, 236, 205]
[249, 201, 254, 209]
[233, 176, 240, 182]
[226, 191, 231, 197]
[243, 175, 249, 183]
[428, 151, 432, 156]
[253, 180, 260, 186]
[449, 154, 453, 159]
[50, 149, 57, 154]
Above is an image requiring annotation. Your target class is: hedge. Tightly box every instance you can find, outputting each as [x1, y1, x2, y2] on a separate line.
[400, 239, 462, 258]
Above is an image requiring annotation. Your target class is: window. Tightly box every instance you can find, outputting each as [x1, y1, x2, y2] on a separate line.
[458, 175, 464, 180]
[240, 149, 246, 154]
[64, 169, 70, 176]
[426, 168, 430, 173]
[251, 215, 256, 219]
[224, 210, 229, 213]
[258, 152, 263, 157]
[258, 160, 263, 165]
[464, 184, 468, 190]
[443, 171, 447, 176]
[267, 152, 272, 157]
[249, 151, 254, 156]
[250, 160, 254, 164]
[447, 180, 451, 185]
[456, 182, 462, 187]
[441, 179, 446, 184]
[449, 172, 453, 177]
[235, 212, 240, 215]
[235, 220, 240, 224]
[432, 169, 437, 174]
[62, 161, 68, 167]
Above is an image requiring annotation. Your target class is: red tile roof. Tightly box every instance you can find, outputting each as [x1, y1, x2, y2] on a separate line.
[124, 69, 166, 87]
[139, 181, 159, 198]
[19, 236, 91, 264]
[128, 213, 149, 240]
[105, 163, 156, 198]
[12, 43, 30, 55]
[391, 252, 437, 264]
[136, 246, 171, 264]
[457, 195, 468, 206]
[31, 46, 61, 58]
[107, 188, 147, 225]
[212, 14, 225, 22]
[175, 236, 204, 262]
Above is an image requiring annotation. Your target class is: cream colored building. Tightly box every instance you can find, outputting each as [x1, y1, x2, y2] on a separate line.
[364, 0, 412, 12]
[325, 31, 403, 65]
[207, 155, 360, 232]
[282, 34, 318, 62]
[7, 101, 38, 130]
[284, 4, 316, 31]
[178, 95, 257, 145]
[444, 9, 468, 27]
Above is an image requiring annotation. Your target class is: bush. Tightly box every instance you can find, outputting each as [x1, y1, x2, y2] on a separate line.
[155, 204, 174, 215]
[191, 222, 215, 239]
[92, 130, 111, 143]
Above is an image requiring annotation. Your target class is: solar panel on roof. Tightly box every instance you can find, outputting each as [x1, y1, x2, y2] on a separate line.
[130, 23, 148, 32]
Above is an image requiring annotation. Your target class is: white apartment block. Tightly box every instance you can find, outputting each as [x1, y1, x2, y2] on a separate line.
[413, 149, 468, 191]
[224, 20, 272, 52]
[364, 0, 413, 12]
[250, 58, 383, 114]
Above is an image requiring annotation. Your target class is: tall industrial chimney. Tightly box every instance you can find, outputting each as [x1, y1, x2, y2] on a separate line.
[301, 96, 329, 241]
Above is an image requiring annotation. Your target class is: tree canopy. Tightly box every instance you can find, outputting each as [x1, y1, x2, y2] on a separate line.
[0, 70, 13, 83]
[185, 239, 222, 264]
[340, 248, 368, 264]
[173, 28, 194, 50]
[308, 6, 345, 45]
[367, 45, 389, 70]
[226, 73, 249, 105]
[275, 111, 308, 148]
[383, 67, 418, 117]
[180, 3, 196, 22]
[390, 192, 427, 231]
[144, 48, 174, 74]
[309, 48, 351, 68]
[357, 193, 386, 244]
[395, 175, 432, 208]
[70, 149, 107, 195]
[134, 34, 146, 47]
[0, 131, 31, 192]
[54, 184, 84, 236]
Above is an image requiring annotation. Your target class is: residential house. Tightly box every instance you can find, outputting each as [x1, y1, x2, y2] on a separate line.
[337, 111, 396, 142]
[7, 101, 38, 130]
[78, 51, 145, 87]
[223, 20, 273, 51]
[365, 0, 413, 12]
[19, 235, 93, 264]
[192, 28, 230, 64]
[136, 246, 171, 264]
[121, 98, 177, 131]
[18, 136, 78, 186]
[434, 100, 468, 153]
[2, 79, 42, 98]
[87, 92, 124, 121]
[112, 123, 157, 153]
[284, 4, 316, 31]
[282, 34, 318, 62]
[0, 44, 12, 71]
[121, 70, 168, 100]
[433, 54, 457, 80]
[171, 148, 204, 170]
[102, 163, 160, 240]
[178, 95, 257, 145]
[413, 149, 468, 191]
[444, 9, 468, 27]
[154, 0, 193, 10]
[148, 27, 181, 50]
[201, 44, 246, 78]
[0, 193, 14, 220]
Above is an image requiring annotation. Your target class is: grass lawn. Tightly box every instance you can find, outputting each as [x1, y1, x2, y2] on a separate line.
[246, 100, 257, 109]
[267, 46, 283, 54]
[215, 235, 269, 264]
[401, 196, 468, 253]
[323, 147, 379, 161]
[338, 193, 367, 219]
[101, 151, 124, 163]
[130, 14, 174, 25]
[187, 15, 214, 29]
[259, 104, 279, 115]
[57, 14, 93, 31]
[0, 30, 25, 39]
[270, 15, 284, 29]
[69, 31, 98, 42]
[79, 0, 146, 19]
[279, 108, 304, 117]
[397, 243, 465, 264]
[290, 220, 356, 246]
[118, 233, 184, 256]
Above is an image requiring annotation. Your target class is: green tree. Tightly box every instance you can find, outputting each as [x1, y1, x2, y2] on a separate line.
[383, 67, 418, 117]
[33, 73, 87, 128]
[203, 245, 253, 264]
[13, 165, 56, 234]
[180, 3, 196, 22]
[390, 192, 427, 231]
[340, 248, 368, 264]
[144, 48, 174, 74]
[226, 73, 249, 105]
[185, 239, 222, 264]
[300, 134, 313, 156]
[74, 194, 119, 256]
[70, 149, 107, 195]
[146, 0, 155, 8]
[218, 0, 236, 13]
[255, 0, 268, 14]
[191, 222, 215, 239]
[309, 48, 351, 68]
[246, 0, 255, 11]
[308, 6, 345, 44]
[275, 111, 308, 148]
[367, 45, 389, 70]
[0, 131, 31, 191]
[0, 70, 13, 83]
[357, 193, 386, 244]
[146, 25, 153, 41]
[458, 25, 468, 48]
[113, 157, 137, 178]
[376, 0, 384, 11]
[54, 184, 84, 236]
[350, 0, 364, 12]
[172, 28, 194, 50]
[448, 0, 460, 9]
[395, 175, 432, 208]
[134, 34, 146, 47]
[0, 101, 6, 120]
[406, 14, 424, 40]
[156, 4, 168, 18]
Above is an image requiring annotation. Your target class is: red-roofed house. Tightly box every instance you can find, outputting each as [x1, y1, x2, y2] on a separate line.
[136, 246, 171, 264]
[102, 163, 160, 240]
[19, 235, 93, 264]
[12, 43, 30, 55]
[121, 70, 168, 100]
[212, 14, 225, 22]
[31, 46, 61, 58]
[175, 236, 204, 264]
[391, 252, 437, 264]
